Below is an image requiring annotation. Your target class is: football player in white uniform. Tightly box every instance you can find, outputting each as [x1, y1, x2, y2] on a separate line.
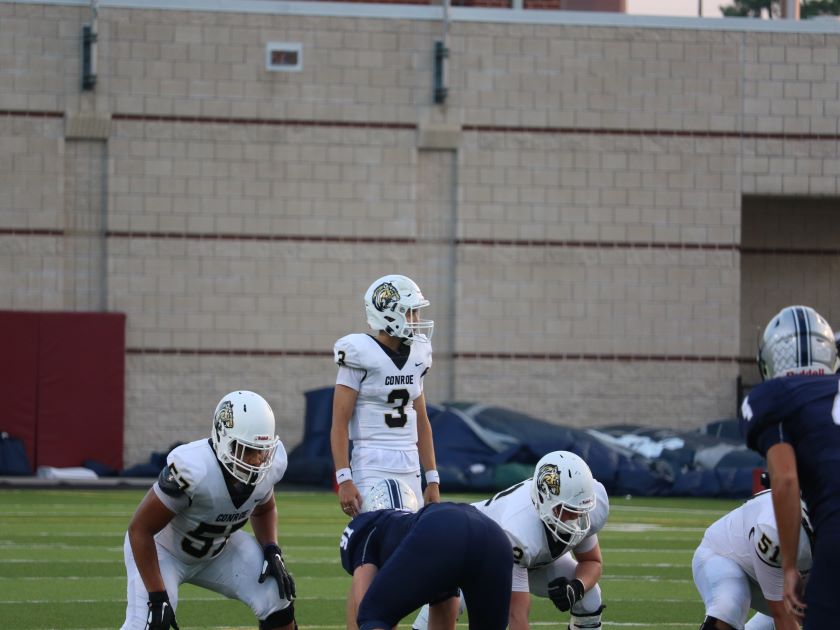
[692, 489, 813, 630]
[120, 391, 297, 630]
[331, 274, 440, 630]
[413, 451, 609, 630]
[330, 274, 440, 517]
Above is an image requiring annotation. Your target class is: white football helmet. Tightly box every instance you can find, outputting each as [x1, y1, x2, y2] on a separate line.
[363, 274, 434, 345]
[530, 451, 597, 547]
[757, 305, 838, 381]
[210, 390, 279, 485]
[361, 478, 419, 513]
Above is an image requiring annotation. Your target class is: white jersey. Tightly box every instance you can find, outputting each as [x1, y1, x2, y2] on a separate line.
[701, 490, 813, 602]
[334, 333, 432, 469]
[474, 478, 610, 569]
[152, 438, 288, 565]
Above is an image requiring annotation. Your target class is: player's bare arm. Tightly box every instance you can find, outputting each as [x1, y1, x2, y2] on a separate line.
[415, 391, 440, 504]
[127, 488, 176, 593]
[766, 598, 801, 630]
[508, 590, 532, 630]
[766, 442, 806, 620]
[572, 542, 603, 591]
[331, 383, 362, 516]
[250, 494, 278, 546]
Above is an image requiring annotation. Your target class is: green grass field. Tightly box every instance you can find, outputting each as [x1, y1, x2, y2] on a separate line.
[0, 488, 745, 629]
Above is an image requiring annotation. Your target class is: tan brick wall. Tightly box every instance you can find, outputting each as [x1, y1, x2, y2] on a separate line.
[2, 2, 840, 465]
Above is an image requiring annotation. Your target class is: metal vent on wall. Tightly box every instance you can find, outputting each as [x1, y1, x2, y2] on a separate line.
[266, 43, 303, 72]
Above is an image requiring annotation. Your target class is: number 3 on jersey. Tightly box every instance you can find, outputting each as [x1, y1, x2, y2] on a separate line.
[385, 388, 409, 428]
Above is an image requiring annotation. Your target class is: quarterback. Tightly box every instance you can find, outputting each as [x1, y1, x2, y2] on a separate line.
[330, 274, 440, 518]
[413, 450, 609, 630]
[120, 391, 297, 630]
[693, 490, 812, 630]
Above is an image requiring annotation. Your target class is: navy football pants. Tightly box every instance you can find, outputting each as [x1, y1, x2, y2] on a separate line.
[804, 511, 840, 630]
[357, 503, 513, 630]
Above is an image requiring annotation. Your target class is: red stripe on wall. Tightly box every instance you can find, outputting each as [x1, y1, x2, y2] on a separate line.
[126, 348, 332, 357]
[112, 113, 417, 130]
[126, 347, 739, 363]
[461, 125, 840, 141]
[3, 109, 840, 142]
[0, 110, 63, 119]
[0, 228, 65, 237]
[7, 230, 840, 256]
[105, 231, 416, 245]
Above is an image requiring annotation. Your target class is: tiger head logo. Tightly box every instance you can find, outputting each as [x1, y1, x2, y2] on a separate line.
[215, 400, 235, 434]
[535, 463, 562, 499]
[371, 282, 400, 313]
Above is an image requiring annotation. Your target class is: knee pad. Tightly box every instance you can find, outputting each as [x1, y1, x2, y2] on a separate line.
[569, 604, 605, 629]
[699, 616, 733, 630]
[259, 602, 295, 630]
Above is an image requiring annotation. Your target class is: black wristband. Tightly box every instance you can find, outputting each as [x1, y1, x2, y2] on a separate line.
[263, 543, 281, 554]
[148, 591, 168, 604]
[571, 578, 585, 599]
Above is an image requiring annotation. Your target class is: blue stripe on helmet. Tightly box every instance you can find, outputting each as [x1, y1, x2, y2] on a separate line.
[386, 479, 402, 509]
[794, 307, 810, 367]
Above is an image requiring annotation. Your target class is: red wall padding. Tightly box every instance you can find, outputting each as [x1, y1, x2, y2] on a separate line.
[0, 312, 40, 469]
[0, 311, 125, 471]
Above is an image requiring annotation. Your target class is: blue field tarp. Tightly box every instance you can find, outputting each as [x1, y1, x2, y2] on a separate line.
[285, 387, 762, 498]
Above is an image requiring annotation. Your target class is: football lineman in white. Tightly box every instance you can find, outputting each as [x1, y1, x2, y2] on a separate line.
[693, 489, 813, 630]
[330, 274, 440, 517]
[413, 450, 609, 630]
[120, 391, 297, 630]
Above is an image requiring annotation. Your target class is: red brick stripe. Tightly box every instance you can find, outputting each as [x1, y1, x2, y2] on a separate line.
[111, 113, 416, 130]
[0, 110, 63, 119]
[125, 347, 740, 363]
[3, 110, 840, 141]
[6, 230, 840, 256]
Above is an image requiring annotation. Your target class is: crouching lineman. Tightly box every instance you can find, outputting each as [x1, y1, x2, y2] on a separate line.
[340, 478, 513, 630]
[692, 489, 813, 630]
[413, 450, 609, 630]
[120, 390, 297, 630]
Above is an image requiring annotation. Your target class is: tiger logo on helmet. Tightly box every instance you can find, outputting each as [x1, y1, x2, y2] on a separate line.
[215, 400, 235, 431]
[535, 463, 562, 498]
[371, 281, 400, 313]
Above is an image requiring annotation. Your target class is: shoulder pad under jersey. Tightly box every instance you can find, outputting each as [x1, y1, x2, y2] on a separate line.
[752, 521, 782, 568]
[588, 481, 610, 536]
[268, 441, 289, 485]
[162, 442, 209, 500]
[334, 334, 370, 370]
[507, 529, 533, 568]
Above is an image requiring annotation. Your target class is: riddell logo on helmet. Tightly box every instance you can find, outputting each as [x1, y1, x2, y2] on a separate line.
[784, 367, 828, 376]
[254, 435, 272, 441]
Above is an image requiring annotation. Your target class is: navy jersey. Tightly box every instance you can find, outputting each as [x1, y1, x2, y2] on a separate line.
[339, 508, 416, 574]
[741, 374, 840, 532]
[339, 502, 513, 630]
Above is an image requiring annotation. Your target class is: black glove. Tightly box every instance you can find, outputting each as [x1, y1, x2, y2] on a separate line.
[145, 591, 179, 630]
[259, 543, 296, 601]
[547, 577, 585, 612]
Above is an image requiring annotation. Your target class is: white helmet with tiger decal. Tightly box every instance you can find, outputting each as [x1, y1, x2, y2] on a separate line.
[530, 451, 596, 547]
